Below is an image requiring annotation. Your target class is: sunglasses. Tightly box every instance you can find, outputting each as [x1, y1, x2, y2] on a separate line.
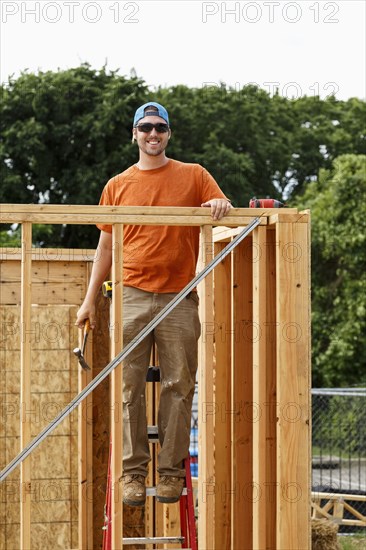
[136, 122, 169, 133]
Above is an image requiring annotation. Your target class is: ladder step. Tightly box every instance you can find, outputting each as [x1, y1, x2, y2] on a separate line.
[147, 425, 159, 441]
[146, 487, 187, 496]
[122, 536, 184, 544]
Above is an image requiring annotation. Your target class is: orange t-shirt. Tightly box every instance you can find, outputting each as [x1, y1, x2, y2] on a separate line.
[96, 159, 228, 293]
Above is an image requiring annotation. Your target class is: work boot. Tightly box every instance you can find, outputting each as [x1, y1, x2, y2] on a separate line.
[156, 476, 184, 503]
[122, 474, 146, 506]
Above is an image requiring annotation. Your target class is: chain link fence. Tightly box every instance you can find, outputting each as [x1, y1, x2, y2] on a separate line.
[312, 388, 366, 534]
[312, 388, 366, 493]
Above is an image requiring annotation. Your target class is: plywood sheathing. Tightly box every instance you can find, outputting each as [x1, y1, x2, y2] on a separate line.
[0, 305, 79, 549]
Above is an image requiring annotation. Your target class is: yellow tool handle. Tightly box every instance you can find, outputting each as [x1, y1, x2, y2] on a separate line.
[84, 318, 91, 335]
[81, 318, 91, 357]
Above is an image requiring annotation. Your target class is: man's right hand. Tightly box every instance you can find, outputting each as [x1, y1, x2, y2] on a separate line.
[75, 302, 96, 330]
[75, 230, 113, 331]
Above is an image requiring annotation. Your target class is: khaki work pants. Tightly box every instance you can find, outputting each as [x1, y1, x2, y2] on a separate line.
[120, 286, 201, 478]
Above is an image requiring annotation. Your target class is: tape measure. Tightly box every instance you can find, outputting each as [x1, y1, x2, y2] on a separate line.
[102, 281, 112, 299]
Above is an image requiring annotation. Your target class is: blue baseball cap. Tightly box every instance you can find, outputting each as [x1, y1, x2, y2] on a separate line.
[133, 102, 170, 127]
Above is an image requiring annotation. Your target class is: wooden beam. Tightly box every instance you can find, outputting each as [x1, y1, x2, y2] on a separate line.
[213, 241, 232, 549]
[198, 225, 215, 550]
[164, 502, 181, 548]
[0, 212, 267, 227]
[151, 348, 165, 546]
[269, 213, 309, 225]
[20, 222, 32, 550]
[342, 502, 366, 523]
[145, 362, 155, 543]
[252, 225, 267, 550]
[78, 263, 94, 549]
[312, 492, 366, 502]
[252, 226, 277, 549]
[111, 224, 124, 549]
[276, 221, 311, 550]
[231, 237, 253, 550]
[264, 228, 277, 548]
[92, 290, 112, 550]
[213, 226, 244, 242]
[0, 203, 297, 216]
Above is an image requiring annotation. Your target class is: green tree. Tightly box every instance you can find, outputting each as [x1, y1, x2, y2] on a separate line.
[0, 64, 149, 247]
[294, 154, 366, 387]
[289, 96, 366, 197]
[1, 68, 365, 247]
[157, 85, 366, 200]
[156, 83, 296, 202]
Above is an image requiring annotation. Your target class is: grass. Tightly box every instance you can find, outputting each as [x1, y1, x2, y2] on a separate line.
[338, 534, 366, 549]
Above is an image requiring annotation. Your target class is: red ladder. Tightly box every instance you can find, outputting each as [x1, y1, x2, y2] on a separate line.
[102, 365, 197, 549]
[102, 439, 197, 549]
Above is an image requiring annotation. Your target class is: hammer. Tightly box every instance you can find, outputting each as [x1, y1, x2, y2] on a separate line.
[73, 319, 91, 371]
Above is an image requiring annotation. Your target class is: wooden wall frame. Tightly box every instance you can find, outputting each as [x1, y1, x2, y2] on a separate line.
[0, 205, 311, 549]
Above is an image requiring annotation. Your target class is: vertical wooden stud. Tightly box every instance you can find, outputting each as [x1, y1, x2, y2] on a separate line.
[163, 502, 180, 548]
[252, 225, 277, 549]
[154, 353, 165, 549]
[213, 241, 232, 549]
[145, 362, 155, 544]
[111, 224, 124, 549]
[252, 225, 267, 550]
[162, 310, 181, 550]
[78, 262, 94, 549]
[91, 289, 112, 550]
[264, 227, 277, 548]
[20, 222, 32, 550]
[276, 220, 311, 550]
[197, 225, 215, 550]
[231, 236, 253, 550]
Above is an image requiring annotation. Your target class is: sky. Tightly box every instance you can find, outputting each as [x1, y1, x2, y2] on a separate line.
[1, 0, 365, 100]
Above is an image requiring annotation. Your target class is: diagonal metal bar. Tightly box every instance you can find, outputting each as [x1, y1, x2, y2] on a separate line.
[0, 217, 261, 482]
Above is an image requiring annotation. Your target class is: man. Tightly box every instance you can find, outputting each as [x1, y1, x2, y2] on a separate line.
[75, 101, 231, 506]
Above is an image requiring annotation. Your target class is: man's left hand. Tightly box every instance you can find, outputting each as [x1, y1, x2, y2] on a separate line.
[201, 199, 232, 221]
